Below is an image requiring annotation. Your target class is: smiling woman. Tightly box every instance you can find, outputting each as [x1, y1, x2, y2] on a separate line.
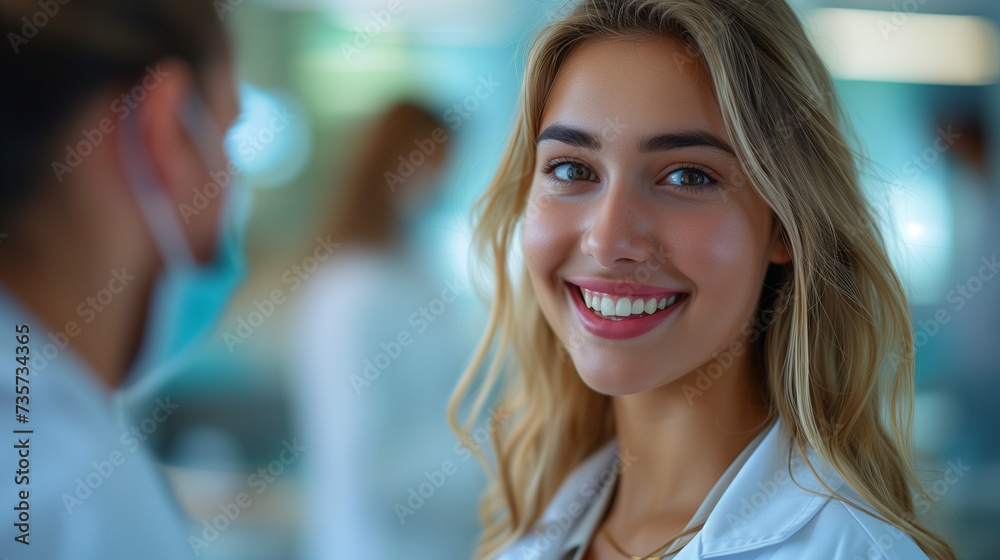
[449, 1, 958, 560]
[524, 37, 789, 398]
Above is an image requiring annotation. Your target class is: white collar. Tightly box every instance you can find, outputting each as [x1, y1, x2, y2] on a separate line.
[503, 415, 847, 559]
[696, 415, 846, 557]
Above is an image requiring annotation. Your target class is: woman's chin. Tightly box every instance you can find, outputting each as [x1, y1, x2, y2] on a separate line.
[571, 352, 696, 397]
[575, 366, 662, 397]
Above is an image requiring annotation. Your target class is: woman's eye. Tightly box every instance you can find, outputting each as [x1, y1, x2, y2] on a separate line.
[552, 162, 595, 182]
[665, 168, 712, 187]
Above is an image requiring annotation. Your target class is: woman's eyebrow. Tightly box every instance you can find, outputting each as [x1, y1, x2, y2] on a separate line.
[536, 124, 735, 157]
[639, 130, 735, 156]
[536, 124, 601, 150]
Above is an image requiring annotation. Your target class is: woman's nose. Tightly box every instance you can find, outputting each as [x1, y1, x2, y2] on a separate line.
[580, 181, 655, 268]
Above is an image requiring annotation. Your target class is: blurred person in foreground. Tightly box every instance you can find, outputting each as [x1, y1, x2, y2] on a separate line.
[0, 0, 246, 558]
[290, 102, 485, 559]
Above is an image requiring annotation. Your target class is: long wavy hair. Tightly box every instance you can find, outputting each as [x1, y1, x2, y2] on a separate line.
[449, 1, 957, 559]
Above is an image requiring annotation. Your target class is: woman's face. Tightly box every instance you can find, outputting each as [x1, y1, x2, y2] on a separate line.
[522, 37, 789, 395]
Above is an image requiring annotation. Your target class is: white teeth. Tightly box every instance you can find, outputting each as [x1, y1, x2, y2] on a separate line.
[601, 297, 615, 316]
[579, 287, 683, 318]
[644, 298, 656, 314]
[615, 298, 630, 317]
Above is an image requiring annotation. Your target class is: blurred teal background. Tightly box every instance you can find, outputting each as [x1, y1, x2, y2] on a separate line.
[121, 1, 1000, 559]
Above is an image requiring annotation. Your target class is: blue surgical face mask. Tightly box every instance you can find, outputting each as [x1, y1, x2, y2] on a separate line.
[118, 88, 252, 382]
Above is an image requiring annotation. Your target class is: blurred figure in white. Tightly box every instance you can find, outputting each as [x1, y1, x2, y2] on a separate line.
[291, 102, 485, 559]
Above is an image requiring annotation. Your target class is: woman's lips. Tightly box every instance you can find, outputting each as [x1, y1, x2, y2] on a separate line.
[566, 277, 684, 296]
[566, 282, 687, 340]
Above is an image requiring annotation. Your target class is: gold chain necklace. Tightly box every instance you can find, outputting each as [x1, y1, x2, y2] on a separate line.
[598, 523, 702, 560]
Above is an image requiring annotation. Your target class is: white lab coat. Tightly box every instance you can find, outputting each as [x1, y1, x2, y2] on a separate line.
[498, 415, 930, 560]
[0, 287, 194, 559]
[290, 247, 486, 560]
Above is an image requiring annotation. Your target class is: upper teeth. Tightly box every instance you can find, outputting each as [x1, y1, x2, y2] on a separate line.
[582, 289, 680, 318]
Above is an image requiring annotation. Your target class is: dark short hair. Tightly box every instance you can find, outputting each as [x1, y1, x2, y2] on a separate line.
[0, 0, 228, 215]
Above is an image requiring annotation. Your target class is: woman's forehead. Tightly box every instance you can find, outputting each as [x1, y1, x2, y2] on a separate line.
[538, 37, 731, 149]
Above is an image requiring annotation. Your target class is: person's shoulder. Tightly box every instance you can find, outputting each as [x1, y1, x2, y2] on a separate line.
[782, 493, 931, 560]
[699, 416, 931, 560]
[774, 424, 931, 560]
[494, 438, 622, 560]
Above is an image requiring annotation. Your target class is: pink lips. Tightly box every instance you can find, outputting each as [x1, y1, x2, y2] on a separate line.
[566, 280, 687, 340]
[566, 278, 684, 297]
[567, 278, 685, 298]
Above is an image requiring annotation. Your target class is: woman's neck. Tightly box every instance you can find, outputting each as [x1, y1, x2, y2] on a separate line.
[600, 347, 773, 551]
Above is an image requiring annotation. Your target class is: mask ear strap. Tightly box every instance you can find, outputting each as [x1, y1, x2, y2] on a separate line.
[178, 88, 226, 167]
[117, 92, 198, 267]
[176, 87, 250, 253]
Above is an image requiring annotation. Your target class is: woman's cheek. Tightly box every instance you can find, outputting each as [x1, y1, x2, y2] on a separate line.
[686, 212, 769, 334]
[682, 209, 759, 278]
[522, 194, 574, 275]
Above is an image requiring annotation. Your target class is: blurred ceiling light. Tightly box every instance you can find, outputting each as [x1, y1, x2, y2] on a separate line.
[808, 8, 1000, 85]
[884, 178, 953, 306]
[226, 84, 312, 188]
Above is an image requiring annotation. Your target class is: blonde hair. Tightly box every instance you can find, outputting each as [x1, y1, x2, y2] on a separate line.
[449, 1, 957, 559]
